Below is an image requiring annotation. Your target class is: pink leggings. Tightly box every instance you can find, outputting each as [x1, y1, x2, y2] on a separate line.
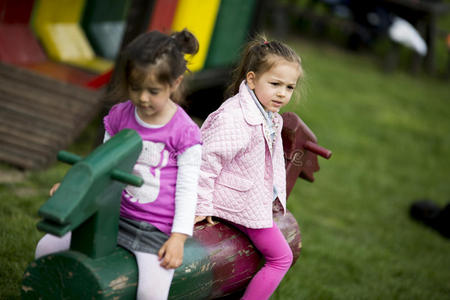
[233, 222, 293, 300]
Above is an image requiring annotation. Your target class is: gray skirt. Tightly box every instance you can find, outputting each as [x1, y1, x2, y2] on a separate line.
[117, 217, 169, 254]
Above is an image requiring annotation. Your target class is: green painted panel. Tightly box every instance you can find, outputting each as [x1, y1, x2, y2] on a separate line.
[87, 22, 126, 59]
[22, 248, 138, 299]
[169, 238, 213, 299]
[204, 0, 257, 69]
[81, 0, 131, 59]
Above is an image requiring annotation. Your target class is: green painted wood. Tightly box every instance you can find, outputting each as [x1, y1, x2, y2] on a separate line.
[204, 0, 257, 69]
[21, 236, 213, 299]
[37, 129, 142, 258]
[57, 150, 82, 164]
[169, 238, 213, 299]
[20, 128, 214, 299]
[81, 0, 131, 59]
[22, 248, 138, 299]
[22, 214, 299, 299]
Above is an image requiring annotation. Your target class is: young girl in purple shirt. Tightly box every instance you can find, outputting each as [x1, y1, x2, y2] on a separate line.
[36, 29, 202, 300]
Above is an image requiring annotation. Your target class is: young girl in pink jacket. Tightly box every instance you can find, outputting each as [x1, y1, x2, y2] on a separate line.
[195, 36, 304, 299]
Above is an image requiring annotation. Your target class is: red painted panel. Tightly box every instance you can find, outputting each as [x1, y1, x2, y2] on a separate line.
[0, 0, 46, 65]
[148, 0, 178, 33]
[0, 0, 35, 24]
[86, 69, 113, 89]
[24, 61, 99, 86]
[0, 25, 46, 64]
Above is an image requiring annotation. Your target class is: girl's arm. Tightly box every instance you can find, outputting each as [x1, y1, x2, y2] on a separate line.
[196, 111, 248, 216]
[171, 144, 202, 236]
[159, 144, 202, 269]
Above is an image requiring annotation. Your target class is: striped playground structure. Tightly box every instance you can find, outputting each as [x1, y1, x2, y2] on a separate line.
[0, 0, 261, 169]
[0, 0, 259, 88]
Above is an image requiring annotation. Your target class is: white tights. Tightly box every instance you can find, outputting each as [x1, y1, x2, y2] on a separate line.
[35, 233, 174, 300]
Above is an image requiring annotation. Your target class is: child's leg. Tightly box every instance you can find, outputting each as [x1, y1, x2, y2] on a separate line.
[35, 232, 71, 259]
[235, 222, 293, 300]
[133, 251, 175, 300]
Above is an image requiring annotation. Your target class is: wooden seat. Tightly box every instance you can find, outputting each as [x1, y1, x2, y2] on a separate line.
[21, 112, 331, 298]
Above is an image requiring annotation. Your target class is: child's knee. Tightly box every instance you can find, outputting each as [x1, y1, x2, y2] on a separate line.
[34, 233, 71, 259]
[35, 236, 52, 259]
[269, 248, 293, 271]
[285, 249, 294, 267]
[280, 248, 294, 270]
[137, 287, 169, 300]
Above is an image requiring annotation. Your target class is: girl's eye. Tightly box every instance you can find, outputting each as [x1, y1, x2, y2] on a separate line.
[148, 89, 159, 95]
[270, 82, 279, 86]
[129, 85, 140, 92]
[287, 85, 295, 90]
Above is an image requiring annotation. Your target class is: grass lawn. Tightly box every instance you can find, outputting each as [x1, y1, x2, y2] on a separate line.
[1, 37, 449, 299]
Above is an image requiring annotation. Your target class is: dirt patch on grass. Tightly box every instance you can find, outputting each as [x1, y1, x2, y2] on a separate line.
[0, 169, 26, 184]
[13, 187, 40, 198]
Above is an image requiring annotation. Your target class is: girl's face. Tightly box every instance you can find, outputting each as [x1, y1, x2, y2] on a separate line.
[128, 68, 182, 124]
[246, 57, 301, 113]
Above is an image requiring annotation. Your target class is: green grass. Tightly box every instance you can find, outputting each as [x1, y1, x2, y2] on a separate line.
[1, 37, 449, 299]
[0, 121, 96, 299]
[275, 37, 450, 299]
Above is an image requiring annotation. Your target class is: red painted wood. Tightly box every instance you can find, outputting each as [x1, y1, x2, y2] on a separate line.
[148, 0, 178, 33]
[193, 222, 261, 297]
[0, 25, 46, 64]
[0, 0, 35, 24]
[304, 140, 332, 159]
[23, 62, 99, 86]
[86, 69, 113, 89]
[192, 209, 301, 298]
[282, 112, 331, 192]
[0, 0, 47, 65]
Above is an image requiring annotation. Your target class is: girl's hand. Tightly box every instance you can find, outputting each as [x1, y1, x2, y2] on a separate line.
[158, 233, 187, 269]
[49, 183, 61, 196]
[194, 216, 216, 225]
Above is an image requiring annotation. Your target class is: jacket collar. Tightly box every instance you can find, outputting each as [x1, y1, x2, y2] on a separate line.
[238, 80, 265, 126]
[238, 80, 282, 131]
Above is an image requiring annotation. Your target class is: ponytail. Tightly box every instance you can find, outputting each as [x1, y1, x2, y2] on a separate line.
[171, 29, 199, 56]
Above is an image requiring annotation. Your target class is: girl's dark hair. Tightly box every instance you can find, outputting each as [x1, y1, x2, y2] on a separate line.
[226, 35, 303, 98]
[106, 29, 199, 103]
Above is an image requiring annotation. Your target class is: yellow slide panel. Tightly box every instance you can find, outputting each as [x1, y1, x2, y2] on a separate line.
[171, 0, 221, 72]
[32, 0, 112, 73]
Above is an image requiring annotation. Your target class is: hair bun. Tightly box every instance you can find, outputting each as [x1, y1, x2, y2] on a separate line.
[171, 29, 199, 55]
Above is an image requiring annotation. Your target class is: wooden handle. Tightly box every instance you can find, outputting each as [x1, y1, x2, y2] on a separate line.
[304, 141, 332, 159]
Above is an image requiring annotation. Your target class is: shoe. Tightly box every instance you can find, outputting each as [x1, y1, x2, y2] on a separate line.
[410, 199, 450, 239]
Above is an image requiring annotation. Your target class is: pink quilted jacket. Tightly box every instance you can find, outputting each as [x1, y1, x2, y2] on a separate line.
[196, 81, 287, 228]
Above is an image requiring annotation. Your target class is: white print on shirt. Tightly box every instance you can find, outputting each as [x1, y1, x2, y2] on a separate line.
[125, 141, 169, 204]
